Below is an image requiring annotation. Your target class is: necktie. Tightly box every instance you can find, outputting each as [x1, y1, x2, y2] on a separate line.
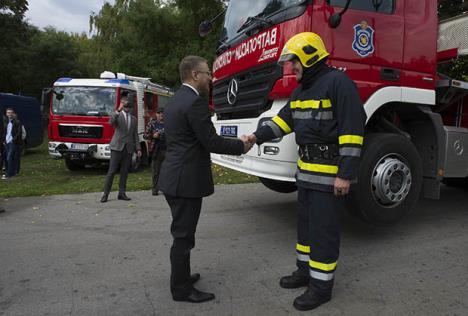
[127, 114, 131, 131]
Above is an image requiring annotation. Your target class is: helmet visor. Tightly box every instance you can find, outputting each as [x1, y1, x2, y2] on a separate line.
[278, 53, 297, 66]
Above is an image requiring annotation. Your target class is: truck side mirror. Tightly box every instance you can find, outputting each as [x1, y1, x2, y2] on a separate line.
[198, 8, 227, 37]
[328, 0, 352, 29]
[328, 13, 342, 28]
[42, 88, 52, 107]
[199, 20, 213, 37]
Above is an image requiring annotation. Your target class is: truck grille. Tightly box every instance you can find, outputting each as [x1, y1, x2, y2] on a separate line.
[58, 125, 103, 139]
[213, 62, 281, 119]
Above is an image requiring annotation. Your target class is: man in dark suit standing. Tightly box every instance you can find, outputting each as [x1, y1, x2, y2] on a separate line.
[159, 55, 252, 303]
[101, 92, 141, 203]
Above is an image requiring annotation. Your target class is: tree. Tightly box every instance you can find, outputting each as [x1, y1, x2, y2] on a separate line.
[0, 0, 28, 17]
[438, 0, 468, 20]
[89, 0, 225, 87]
[438, 0, 468, 80]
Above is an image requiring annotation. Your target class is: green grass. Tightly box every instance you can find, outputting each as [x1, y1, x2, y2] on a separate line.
[0, 139, 258, 198]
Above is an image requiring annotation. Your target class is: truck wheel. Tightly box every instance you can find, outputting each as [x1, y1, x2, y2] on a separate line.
[259, 177, 297, 193]
[348, 133, 423, 225]
[65, 157, 85, 171]
[442, 177, 468, 188]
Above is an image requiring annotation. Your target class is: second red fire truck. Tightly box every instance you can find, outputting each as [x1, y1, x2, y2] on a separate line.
[46, 72, 173, 171]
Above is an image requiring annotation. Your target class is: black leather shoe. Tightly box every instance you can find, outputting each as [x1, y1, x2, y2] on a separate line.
[152, 191, 158, 196]
[293, 289, 331, 311]
[173, 288, 215, 303]
[100, 195, 108, 203]
[117, 193, 131, 201]
[280, 269, 309, 289]
[190, 273, 200, 284]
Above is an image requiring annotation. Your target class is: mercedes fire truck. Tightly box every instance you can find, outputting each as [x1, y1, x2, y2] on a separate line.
[45, 72, 173, 171]
[204, 0, 468, 224]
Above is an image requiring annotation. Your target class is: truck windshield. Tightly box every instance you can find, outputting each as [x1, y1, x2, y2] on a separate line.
[52, 87, 116, 116]
[222, 0, 304, 43]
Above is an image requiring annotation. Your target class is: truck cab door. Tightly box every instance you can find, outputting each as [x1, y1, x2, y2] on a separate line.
[313, 0, 404, 102]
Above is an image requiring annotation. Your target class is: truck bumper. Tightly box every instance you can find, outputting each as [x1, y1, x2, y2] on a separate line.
[211, 99, 298, 182]
[48, 142, 111, 161]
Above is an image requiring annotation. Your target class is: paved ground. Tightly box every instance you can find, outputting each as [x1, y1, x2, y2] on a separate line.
[0, 183, 467, 316]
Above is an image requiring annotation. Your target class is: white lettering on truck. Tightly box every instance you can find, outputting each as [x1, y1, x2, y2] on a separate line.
[214, 27, 278, 72]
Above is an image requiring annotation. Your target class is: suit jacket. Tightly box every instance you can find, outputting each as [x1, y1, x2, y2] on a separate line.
[3, 117, 23, 145]
[158, 85, 244, 198]
[109, 111, 141, 153]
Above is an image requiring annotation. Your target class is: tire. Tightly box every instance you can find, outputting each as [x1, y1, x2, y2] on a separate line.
[442, 177, 468, 188]
[65, 157, 85, 171]
[259, 177, 297, 193]
[347, 133, 423, 225]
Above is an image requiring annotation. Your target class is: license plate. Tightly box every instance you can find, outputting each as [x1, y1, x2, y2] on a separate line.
[71, 143, 89, 150]
[220, 125, 238, 137]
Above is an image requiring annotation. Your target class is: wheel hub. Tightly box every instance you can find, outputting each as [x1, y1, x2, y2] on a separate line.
[371, 155, 412, 207]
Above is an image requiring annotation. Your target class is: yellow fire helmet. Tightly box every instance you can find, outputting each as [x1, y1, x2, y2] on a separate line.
[278, 32, 329, 68]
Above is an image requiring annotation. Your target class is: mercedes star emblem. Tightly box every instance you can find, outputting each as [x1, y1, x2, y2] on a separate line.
[227, 78, 239, 105]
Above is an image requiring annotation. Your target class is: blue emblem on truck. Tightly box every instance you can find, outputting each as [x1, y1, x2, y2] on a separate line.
[352, 20, 374, 57]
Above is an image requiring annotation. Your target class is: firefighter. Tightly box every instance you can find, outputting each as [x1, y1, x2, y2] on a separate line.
[246, 32, 366, 311]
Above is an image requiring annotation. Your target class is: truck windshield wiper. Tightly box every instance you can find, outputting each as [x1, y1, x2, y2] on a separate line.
[237, 15, 273, 34]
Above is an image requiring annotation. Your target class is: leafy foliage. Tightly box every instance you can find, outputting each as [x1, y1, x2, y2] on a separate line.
[0, 0, 28, 17]
[438, 0, 468, 80]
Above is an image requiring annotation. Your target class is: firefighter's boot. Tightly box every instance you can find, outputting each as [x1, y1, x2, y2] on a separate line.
[279, 269, 309, 289]
[293, 288, 331, 311]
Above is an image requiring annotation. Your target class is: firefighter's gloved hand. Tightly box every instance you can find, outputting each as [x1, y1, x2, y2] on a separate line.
[334, 177, 350, 197]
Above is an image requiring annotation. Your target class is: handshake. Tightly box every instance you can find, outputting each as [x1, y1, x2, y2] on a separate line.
[239, 134, 257, 154]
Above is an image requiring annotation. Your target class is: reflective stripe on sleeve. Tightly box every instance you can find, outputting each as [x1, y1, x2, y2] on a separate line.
[272, 116, 292, 134]
[309, 260, 337, 271]
[339, 147, 362, 157]
[265, 120, 283, 138]
[296, 243, 310, 253]
[310, 270, 334, 281]
[298, 159, 338, 174]
[339, 135, 364, 145]
[297, 253, 309, 262]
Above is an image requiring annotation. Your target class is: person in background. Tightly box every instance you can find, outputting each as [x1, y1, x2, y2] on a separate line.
[144, 109, 166, 196]
[13, 112, 26, 175]
[2, 108, 23, 180]
[0, 110, 7, 211]
[100, 92, 142, 202]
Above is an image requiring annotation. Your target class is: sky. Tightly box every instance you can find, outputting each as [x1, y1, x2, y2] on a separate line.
[25, 0, 115, 34]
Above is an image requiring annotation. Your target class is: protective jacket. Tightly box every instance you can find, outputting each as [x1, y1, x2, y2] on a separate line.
[254, 64, 366, 192]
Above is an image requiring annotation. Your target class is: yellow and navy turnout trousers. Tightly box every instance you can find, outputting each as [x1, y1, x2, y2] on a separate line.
[254, 65, 366, 295]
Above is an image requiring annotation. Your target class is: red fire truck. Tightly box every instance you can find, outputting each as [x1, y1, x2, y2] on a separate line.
[45, 72, 173, 171]
[202, 0, 468, 225]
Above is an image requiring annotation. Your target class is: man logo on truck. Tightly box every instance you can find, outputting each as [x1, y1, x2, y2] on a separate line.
[352, 20, 375, 57]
